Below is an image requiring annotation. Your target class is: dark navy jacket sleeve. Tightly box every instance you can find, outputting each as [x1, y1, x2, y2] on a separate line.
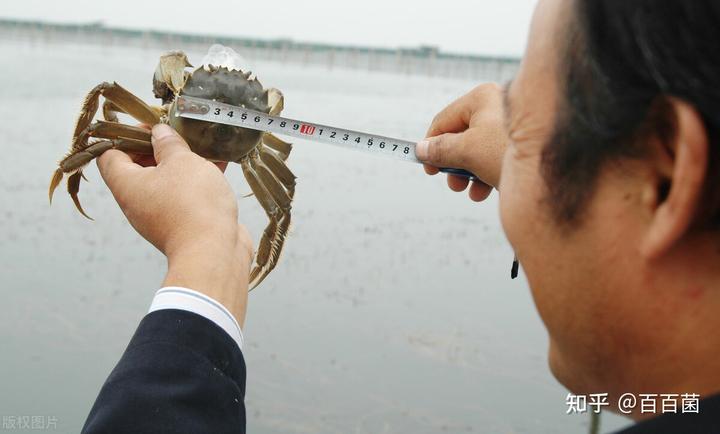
[82, 309, 246, 434]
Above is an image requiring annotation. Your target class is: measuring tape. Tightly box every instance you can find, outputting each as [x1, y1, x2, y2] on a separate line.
[175, 95, 475, 179]
[174, 95, 519, 277]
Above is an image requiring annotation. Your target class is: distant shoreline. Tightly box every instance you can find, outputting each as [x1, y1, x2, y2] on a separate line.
[0, 18, 519, 81]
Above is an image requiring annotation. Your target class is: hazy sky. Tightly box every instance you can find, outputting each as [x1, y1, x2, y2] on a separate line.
[3, 0, 536, 56]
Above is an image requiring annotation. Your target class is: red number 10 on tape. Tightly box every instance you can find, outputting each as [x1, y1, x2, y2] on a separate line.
[300, 124, 316, 135]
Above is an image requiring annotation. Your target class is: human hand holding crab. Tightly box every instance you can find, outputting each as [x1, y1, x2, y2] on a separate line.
[97, 123, 253, 325]
[50, 46, 296, 290]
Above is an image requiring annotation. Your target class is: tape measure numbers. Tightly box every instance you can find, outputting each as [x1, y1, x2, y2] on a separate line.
[175, 95, 475, 179]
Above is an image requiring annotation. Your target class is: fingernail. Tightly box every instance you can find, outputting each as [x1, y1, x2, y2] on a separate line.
[415, 140, 430, 160]
[152, 124, 175, 140]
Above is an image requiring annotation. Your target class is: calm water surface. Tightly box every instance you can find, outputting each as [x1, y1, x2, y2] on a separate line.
[0, 41, 627, 433]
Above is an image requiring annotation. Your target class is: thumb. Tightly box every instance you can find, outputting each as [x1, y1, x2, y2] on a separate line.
[152, 124, 191, 163]
[415, 132, 468, 169]
[97, 149, 142, 202]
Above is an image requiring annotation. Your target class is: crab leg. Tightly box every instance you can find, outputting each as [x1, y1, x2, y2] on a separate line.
[71, 82, 160, 152]
[252, 154, 293, 210]
[57, 138, 154, 175]
[49, 136, 154, 219]
[103, 100, 168, 125]
[242, 87, 294, 287]
[259, 147, 296, 195]
[251, 152, 294, 288]
[52, 81, 164, 218]
[262, 133, 292, 161]
[259, 88, 292, 161]
[77, 120, 152, 144]
[52, 120, 152, 197]
[102, 100, 126, 122]
[239, 157, 281, 288]
[267, 88, 285, 116]
[240, 154, 294, 289]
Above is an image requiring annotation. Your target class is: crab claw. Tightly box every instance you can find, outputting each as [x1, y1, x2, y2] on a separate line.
[153, 51, 192, 99]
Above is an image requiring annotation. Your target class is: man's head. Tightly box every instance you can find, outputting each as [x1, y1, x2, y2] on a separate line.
[499, 0, 720, 415]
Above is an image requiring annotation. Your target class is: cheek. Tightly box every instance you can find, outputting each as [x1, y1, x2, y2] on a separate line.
[498, 148, 572, 334]
[498, 152, 518, 246]
[499, 147, 547, 256]
[499, 150, 645, 391]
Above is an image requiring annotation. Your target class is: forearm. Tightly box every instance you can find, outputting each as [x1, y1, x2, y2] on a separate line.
[163, 231, 252, 327]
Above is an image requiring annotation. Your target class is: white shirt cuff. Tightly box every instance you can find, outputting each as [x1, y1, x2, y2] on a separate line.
[148, 286, 244, 351]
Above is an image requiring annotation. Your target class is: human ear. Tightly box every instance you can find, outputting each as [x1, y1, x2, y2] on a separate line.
[641, 99, 709, 259]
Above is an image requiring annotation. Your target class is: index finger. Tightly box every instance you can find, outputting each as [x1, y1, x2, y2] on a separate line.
[424, 94, 475, 174]
[426, 92, 475, 138]
[425, 83, 503, 138]
[424, 95, 472, 174]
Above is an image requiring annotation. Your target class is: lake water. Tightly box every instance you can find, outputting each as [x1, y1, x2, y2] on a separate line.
[0, 41, 627, 433]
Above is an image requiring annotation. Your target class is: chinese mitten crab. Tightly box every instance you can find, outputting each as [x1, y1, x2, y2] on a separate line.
[49, 46, 296, 289]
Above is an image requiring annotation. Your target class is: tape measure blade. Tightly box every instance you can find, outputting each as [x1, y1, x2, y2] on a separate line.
[175, 95, 422, 164]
